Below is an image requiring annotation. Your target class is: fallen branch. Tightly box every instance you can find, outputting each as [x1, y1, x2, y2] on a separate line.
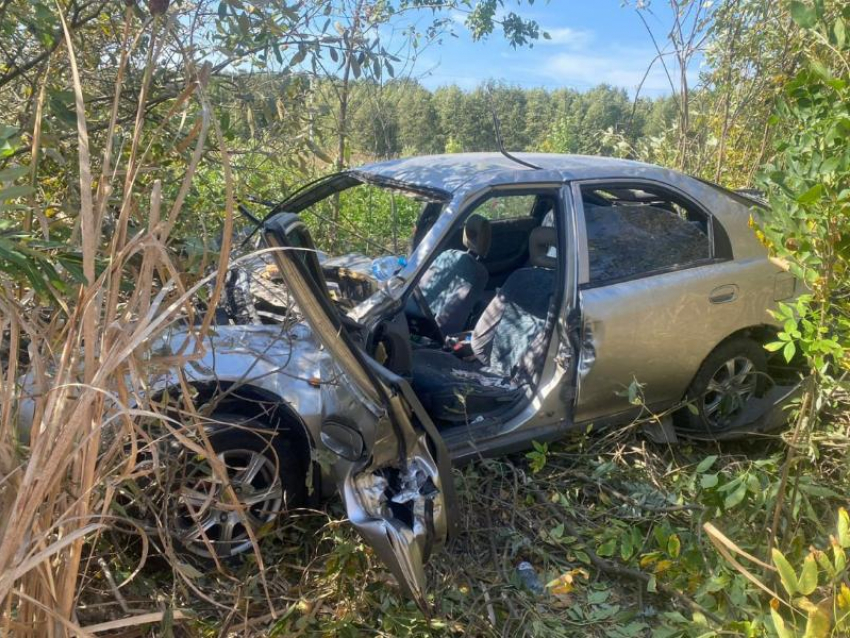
[82, 610, 190, 634]
[530, 488, 723, 626]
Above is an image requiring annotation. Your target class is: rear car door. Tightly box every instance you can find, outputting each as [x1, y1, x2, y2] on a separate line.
[263, 213, 457, 611]
[571, 180, 748, 422]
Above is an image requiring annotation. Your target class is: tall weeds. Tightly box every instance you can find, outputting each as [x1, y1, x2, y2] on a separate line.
[0, 6, 233, 634]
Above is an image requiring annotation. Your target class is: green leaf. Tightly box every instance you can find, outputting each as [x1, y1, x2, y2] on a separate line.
[0, 165, 28, 181]
[724, 482, 747, 509]
[700, 473, 719, 489]
[696, 455, 718, 473]
[789, 1, 818, 28]
[838, 508, 850, 548]
[771, 608, 794, 638]
[802, 600, 831, 638]
[175, 561, 204, 579]
[620, 534, 634, 561]
[835, 19, 846, 48]
[647, 574, 657, 593]
[597, 539, 616, 557]
[814, 549, 836, 579]
[305, 138, 332, 164]
[797, 482, 842, 498]
[772, 548, 799, 595]
[667, 534, 681, 559]
[797, 183, 824, 204]
[783, 341, 797, 363]
[798, 553, 818, 596]
[0, 184, 34, 200]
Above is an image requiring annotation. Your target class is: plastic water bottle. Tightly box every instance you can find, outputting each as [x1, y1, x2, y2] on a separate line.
[516, 561, 544, 594]
[371, 255, 407, 281]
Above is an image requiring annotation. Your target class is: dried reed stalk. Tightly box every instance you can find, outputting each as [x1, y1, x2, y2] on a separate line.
[0, 4, 235, 634]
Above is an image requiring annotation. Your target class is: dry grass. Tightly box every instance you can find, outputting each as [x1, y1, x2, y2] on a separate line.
[0, 7, 234, 635]
[2, 6, 845, 638]
[60, 432, 653, 637]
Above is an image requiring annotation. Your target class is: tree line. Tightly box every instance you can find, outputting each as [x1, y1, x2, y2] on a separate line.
[220, 75, 677, 171]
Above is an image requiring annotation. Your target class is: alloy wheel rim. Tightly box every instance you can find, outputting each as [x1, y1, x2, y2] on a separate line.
[173, 448, 283, 558]
[702, 355, 758, 429]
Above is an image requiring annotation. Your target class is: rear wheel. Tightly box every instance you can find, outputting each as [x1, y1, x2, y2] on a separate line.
[678, 337, 767, 436]
[168, 414, 307, 559]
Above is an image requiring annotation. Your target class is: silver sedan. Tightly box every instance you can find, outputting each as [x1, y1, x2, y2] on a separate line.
[149, 153, 800, 608]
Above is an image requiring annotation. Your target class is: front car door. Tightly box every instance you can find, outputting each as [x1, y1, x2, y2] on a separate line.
[263, 214, 457, 610]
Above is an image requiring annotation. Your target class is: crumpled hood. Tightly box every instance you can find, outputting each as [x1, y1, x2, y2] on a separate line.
[149, 322, 326, 386]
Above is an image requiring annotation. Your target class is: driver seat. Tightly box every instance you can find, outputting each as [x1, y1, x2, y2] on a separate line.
[417, 214, 491, 335]
[411, 226, 558, 423]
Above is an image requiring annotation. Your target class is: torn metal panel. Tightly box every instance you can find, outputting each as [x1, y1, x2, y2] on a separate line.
[264, 212, 456, 610]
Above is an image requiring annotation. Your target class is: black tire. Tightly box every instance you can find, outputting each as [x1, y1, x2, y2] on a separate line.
[170, 413, 307, 559]
[677, 337, 768, 436]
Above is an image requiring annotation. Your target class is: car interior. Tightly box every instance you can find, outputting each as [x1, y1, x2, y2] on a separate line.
[400, 192, 562, 429]
[264, 189, 563, 432]
[579, 185, 714, 285]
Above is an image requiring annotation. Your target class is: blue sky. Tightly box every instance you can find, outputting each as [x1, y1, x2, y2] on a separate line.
[386, 1, 699, 96]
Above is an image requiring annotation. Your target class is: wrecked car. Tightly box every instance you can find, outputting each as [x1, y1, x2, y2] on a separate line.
[148, 153, 801, 607]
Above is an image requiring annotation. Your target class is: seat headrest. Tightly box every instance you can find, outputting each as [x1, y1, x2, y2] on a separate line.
[463, 214, 491, 258]
[529, 226, 557, 269]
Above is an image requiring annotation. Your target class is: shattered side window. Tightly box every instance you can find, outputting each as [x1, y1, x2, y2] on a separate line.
[582, 185, 711, 285]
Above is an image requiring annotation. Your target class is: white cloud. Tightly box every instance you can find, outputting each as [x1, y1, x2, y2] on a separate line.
[524, 46, 695, 95]
[538, 26, 594, 49]
[449, 11, 467, 27]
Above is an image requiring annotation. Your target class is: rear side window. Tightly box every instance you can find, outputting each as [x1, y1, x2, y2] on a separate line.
[581, 184, 712, 285]
[474, 194, 536, 221]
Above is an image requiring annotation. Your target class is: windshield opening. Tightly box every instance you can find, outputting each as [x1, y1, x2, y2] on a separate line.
[288, 178, 443, 258]
[291, 178, 446, 311]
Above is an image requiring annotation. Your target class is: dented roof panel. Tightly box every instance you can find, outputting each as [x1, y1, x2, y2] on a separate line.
[354, 153, 679, 193]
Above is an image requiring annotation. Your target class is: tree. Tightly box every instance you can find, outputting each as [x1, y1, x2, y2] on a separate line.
[394, 80, 443, 154]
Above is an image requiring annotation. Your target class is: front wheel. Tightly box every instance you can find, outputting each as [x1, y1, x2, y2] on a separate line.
[168, 415, 307, 559]
[678, 337, 768, 436]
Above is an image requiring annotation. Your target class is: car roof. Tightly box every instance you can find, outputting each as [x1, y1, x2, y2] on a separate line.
[353, 153, 677, 193]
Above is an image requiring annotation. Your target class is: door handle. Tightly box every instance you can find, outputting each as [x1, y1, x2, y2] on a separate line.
[709, 284, 738, 304]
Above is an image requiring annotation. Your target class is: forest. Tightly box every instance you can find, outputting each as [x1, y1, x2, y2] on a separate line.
[1, 0, 849, 636]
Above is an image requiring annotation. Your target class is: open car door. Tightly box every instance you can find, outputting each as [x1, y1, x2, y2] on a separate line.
[263, 213, 458, 610]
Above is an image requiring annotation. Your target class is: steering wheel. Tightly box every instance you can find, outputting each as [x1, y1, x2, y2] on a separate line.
[410, 285, 444, 344]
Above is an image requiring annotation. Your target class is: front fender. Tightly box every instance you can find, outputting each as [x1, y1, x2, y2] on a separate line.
[148, 323, 328, 445]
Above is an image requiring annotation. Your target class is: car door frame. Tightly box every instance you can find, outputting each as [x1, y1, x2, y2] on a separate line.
[416, 182, 584, 460]
[568, 178, 730, 287]
[263, 213, 458, 611]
